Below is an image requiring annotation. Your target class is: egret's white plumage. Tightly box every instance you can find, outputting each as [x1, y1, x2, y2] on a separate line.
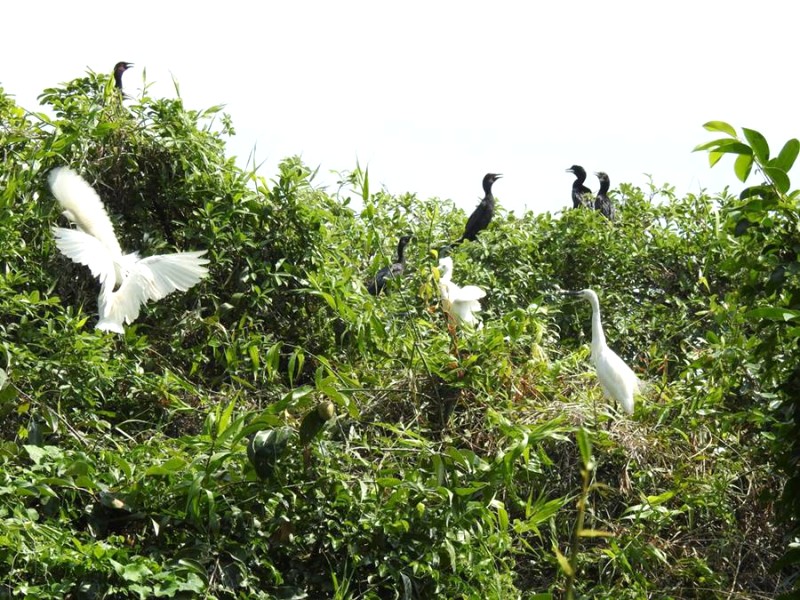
[564, 288, 640, 415]
[438, 256, 486, 327]
[48, 167, 209, 333]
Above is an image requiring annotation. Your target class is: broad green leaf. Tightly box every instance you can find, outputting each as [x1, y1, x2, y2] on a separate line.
[145, 456, 187, 476]
[712, 142, 753, 156]
[703, 120, 737, 137]
[646, 490, 676, 505]
[247, 427, 293, 479]
[734, 153, 753, 182]
[217, 398, 236, 437]
[742, 128, 769, 162]
[298, 408, 326, 444]
[708, 151, 724, 167]
[746, 307, 800, 322]
[763, 167, 790, 193]
[693, 138, 735, 152]
[248, 345, 260, 368]
[771, 138, 800, 173]
[376, 477, 403, 487]
[454, 484, 488, 495]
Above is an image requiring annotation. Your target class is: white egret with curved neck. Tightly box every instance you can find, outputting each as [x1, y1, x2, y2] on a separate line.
[561, 288, 639, 414]
[438, 257, 486, 327]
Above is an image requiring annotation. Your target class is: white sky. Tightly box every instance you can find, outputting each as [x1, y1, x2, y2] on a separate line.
[3, 1, 797, 215]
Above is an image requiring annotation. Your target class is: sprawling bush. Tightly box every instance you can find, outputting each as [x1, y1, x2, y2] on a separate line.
[0, 72, 794, 599]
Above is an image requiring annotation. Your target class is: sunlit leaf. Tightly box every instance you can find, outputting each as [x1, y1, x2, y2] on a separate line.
[742, 128, 769, 162]
[703, 120, 737, 137]
[553, 546, 574, 576]
[734, 153, 753, 182]
[578, 528, 614, 537]
[771, 138, 800, 173]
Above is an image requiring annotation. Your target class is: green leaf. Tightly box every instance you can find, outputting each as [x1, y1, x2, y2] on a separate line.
[734, 153, 753, 182]
[553, 546, 574, 576]
[708, 151, 724, 168]
[376, 477, 403, 487]
[771, 138, 800, 173]
[646, 490, 676, 505]
[746, 307, 800, 322]
[693, 138, 734, 152]
[763, 167, 790, 193]
[703, 120, 737, 137]
[578, 528, 614, 537]
[742, 128, 769, 162]
[145, 457, 187, 476]
[298, 408, 326, 444]
[217, 398, 236, 438]
[576, 427, 592, 469]
[712, 142, 753, 156]
[247, 427, 293, 479]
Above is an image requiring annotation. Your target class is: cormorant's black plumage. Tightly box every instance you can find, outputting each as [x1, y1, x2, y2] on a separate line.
[113, 62, 133, 90]
[594, 172, 614, 220]
[566, 165, 592, 208]
[457, 173, 502, 244]
[366, 234, 413, 296]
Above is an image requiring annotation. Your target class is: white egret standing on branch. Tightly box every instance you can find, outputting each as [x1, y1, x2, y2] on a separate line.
[438, 256, 486, 327]
[48, 167, 209, 333]
[561, 288, 639, 414]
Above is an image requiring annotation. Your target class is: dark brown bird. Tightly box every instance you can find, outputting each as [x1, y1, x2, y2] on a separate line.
[566, 165, 592, 208]
[594, 172, 614, 220]
[366, 234, 413, 296]
[456, 173, 502, 244]
[113, 62, 133, 90]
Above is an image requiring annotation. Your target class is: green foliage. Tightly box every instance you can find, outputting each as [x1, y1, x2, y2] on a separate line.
[0, 72, 792, 599]
[696, 121, 800, 593]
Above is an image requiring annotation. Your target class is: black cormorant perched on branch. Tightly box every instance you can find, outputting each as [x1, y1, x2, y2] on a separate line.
[366, 234, 413, 296]
[566, 165, 592, 209]
[113, 62, 133, 90]
[456, 173, 502, 244]
[594, 172, 614, 220]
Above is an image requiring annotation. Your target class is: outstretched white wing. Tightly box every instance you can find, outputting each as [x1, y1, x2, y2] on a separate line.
[48, 167, 123, 258]
[95, 251, 209, 332]
[455, 285, 486, 303]
[137, 251, 210, 300]
[52, 227, 116, 286]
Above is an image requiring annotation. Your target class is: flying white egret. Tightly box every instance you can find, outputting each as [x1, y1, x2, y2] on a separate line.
[48, 167, 209, 333]
[438, 256, 486, 327]
[561, 288, 639, 414]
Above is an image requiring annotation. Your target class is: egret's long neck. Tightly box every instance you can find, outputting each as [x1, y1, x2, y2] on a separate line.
[588, 294, 606, 354]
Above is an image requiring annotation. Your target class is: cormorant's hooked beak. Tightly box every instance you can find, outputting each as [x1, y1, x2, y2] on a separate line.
[494, 174, 503, 179]
[565, 168, 574, 173]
